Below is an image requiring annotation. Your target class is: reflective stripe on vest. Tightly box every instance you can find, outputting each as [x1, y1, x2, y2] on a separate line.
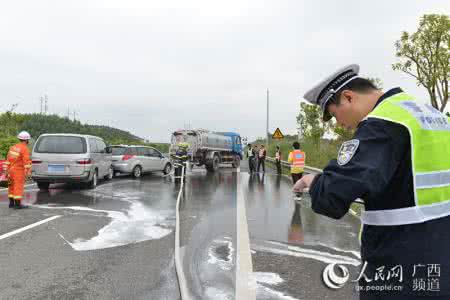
[292, 150, 305, 167]
[8, 150, 20, 157]
[361, 92, 450, 226]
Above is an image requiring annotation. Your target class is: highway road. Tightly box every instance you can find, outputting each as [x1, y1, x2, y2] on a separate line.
[0, 160, 362, 299]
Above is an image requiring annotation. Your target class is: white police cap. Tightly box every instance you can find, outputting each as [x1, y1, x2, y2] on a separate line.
[303, 64, 360, 121]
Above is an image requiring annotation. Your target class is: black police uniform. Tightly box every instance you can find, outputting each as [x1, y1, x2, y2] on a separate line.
[309, 88, 450, 299]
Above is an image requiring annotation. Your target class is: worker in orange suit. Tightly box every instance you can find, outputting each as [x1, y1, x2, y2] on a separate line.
[5, 131, 32, 209]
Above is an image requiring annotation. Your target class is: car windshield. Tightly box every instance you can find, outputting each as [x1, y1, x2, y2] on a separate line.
[35, 136, 87, 154]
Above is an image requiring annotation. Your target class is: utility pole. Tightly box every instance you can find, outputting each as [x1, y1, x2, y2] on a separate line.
[266, 89, 269, 149]
[40, 96, 43, 114]
[67, 106, 70, 119]
[44, 94, 48, 114]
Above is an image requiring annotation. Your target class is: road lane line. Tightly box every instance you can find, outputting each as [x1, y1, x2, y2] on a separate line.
[235, 167, 257, 300]
[0, 215, 62, 241]
[174, 165, 192, 300]
[0, 183, 36, 192]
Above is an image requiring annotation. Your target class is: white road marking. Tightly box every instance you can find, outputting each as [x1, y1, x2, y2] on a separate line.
[267, 240, 361, 260]
[235, 167, 257, 300]
[252, 243, 361, 266]
[0, 215, 62, 241]
[0, 183, 36, 192]
[174, 166, 192, 300]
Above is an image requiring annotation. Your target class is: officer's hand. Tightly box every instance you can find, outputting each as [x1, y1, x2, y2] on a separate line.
[293, 174, 316, 193]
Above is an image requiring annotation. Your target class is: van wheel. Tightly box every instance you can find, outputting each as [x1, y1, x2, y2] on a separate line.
[88, 170, 98, 189]
[105, 166, 113, 180]
[163, 163, 172, 175]
[132, 165, 142, 178]
[37, 182, 50, 190]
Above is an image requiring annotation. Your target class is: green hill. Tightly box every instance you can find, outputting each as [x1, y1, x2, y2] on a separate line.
[0, 112, 169, 158]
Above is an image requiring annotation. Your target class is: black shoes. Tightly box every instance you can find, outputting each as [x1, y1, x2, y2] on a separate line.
[14, 200, 29, 209]
[9, 199, 14, 208]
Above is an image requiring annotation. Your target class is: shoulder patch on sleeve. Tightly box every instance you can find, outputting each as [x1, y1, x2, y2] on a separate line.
[337, 139, 360, 166]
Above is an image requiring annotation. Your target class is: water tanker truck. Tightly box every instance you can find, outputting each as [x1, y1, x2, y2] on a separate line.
[169, 129, 243, 172]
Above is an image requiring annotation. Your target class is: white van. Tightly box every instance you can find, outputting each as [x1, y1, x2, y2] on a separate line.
[31, 134, 113, 190]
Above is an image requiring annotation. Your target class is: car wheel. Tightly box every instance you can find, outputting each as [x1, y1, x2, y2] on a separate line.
[105, 166, 113, 180]
[88, 170, 98, 189]
[163, 163, 172, 175]
[132, 165, 142, 178]
[37, 182, 50, 190]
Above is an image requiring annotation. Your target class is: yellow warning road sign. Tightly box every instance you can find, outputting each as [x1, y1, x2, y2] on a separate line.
[272, 128, 284, 140]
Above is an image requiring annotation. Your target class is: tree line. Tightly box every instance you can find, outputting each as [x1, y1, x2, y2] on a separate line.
[0, 112, 169, 158]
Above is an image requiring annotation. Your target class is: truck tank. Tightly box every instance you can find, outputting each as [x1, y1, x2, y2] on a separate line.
[170, 129, 241, 171]
[197, 131, 233, 151]
[170, 130, 233, 152]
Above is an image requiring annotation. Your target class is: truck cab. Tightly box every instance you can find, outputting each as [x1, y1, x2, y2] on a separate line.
[217, 132, 243, 160]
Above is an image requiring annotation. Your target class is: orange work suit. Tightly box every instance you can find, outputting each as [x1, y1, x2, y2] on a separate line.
[5, 143, 32, 202]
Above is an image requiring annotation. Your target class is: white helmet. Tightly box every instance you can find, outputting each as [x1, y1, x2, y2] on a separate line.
[17, 131, 31, 140]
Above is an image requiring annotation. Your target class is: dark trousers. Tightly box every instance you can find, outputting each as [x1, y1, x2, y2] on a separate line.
[291, 172, 303, 184]
[248, 157, 255, 172]
[257, 158, 265, 173]
[276, 160, 282, 174]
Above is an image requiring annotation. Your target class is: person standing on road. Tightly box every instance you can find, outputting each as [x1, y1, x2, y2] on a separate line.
[288, 142, 305, 184]
[257, 144, 266, 173]
[172, 142, 189, 181]
[4, 131, 32, 209]
[275, 146, 282, 175]
[293, 64, 450, 299]
[253, 144, 259, 171]
[246, 144, 256, 173]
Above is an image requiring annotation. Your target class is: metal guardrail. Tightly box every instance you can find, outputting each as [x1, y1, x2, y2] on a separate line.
[265, 156, 364, 205]
[265, 157, 323, 175]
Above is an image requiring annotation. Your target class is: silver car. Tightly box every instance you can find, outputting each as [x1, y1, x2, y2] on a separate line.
[109, 145, 172, 178]
[31, 134, 113, 190]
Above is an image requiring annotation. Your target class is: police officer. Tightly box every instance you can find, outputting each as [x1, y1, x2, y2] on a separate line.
[246, 143, 256, 173]
[275, 145, 282, 175]
[293, 65, 450, 299]
[4, 131, 32, 209]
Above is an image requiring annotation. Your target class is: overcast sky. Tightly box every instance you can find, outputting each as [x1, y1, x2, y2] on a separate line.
[0, 1, 449, 142]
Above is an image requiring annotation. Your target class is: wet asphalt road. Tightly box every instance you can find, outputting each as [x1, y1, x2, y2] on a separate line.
[0, 175, 180, 300]
[241, 163, 361, 300]
[0, 161, 362, 300]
